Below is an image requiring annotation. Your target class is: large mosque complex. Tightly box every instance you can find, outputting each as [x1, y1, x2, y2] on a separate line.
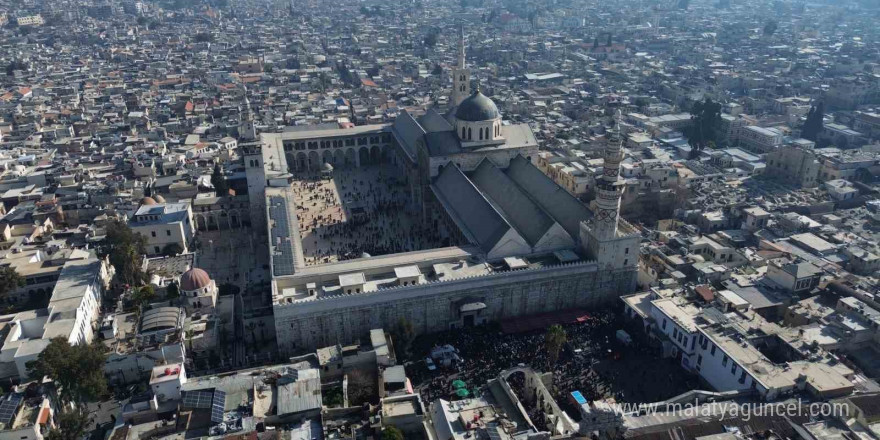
[243, 34, 640, 355]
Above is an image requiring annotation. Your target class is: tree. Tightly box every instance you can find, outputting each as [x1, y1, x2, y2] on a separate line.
[102, 220, 148, 286]
[161, 243, 184, 257]
[763, 20, 778, 36]
[0, 266, 24, 300]
[46, 407, 90, 440]
[593, 37, 599, 50]
[166, 281, 180, 299]
[392, 319, 415, 359]
[606, 33, 612, 46]
[544, 324, 567, 365]
[27, 338, 108, 405]
[801, 101, 824, 141]
[381, 426, 405, 440]
[131, 285, 155, 306]
[194, 32, 213, 43]
[686, 98, 722, 158]
[346, 369, 375, 405]
[211, 164, 228, 196]
[423, 31, 438, 49]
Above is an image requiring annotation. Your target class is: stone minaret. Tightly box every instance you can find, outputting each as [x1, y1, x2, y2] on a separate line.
[239, 84, 256, 141]
[580, 110, 639, 276]
[451, 25, 470, 107]
[591, 112, 625, 240]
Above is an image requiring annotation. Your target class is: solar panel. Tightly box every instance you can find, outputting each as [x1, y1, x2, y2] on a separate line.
[210, 390, 226, 424]
[181, 390, 212, 409]
[0, 394, 23, 426]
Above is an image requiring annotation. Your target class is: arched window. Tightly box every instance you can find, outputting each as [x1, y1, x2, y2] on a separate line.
[468, 128, 472, 140]
[462, 127, 466, 138]
[479, 128, 483, 140]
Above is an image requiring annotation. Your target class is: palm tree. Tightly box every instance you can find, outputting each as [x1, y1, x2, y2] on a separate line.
[545, 325, 567, 366]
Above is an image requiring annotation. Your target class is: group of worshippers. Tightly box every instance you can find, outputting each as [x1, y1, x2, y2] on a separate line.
[292, 168, 456, 264]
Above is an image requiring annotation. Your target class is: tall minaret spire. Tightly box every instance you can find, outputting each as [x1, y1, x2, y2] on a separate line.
[591, 110, 625, 240]
[239, 83, 256, 140]
[457, 24, 466, 70]
[451, 23, 471, 107]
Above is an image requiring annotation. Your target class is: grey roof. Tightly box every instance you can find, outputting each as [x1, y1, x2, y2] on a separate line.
[455, 91, 501, 122]
[390, 110, 425, 160]
[418, 108, 455, 133]
[277, 368, 322, 415]
[432, 164, 515, 253]
[504, 155, 592, 238]
[498, 123, 539, 149]
[781, 261, 823, 278]
[470, 159, 560, 247]
[425, 130, 463, 156]
[383, 365, 407, 384]
[140, 307, 182, 333]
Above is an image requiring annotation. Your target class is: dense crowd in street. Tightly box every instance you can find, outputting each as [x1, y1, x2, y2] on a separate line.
[292, 165, 459, 264]
[408, 309, 696, 407]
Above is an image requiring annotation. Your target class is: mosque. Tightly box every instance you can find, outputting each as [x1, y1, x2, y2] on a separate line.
[243, 31, 640, 354]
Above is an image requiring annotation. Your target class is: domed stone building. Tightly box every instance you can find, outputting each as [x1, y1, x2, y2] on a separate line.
[179, 267, 218, 313]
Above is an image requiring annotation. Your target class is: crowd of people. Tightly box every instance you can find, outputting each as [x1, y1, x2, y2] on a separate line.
[408, 309, 695, 411]
[291, 166, 459, 264]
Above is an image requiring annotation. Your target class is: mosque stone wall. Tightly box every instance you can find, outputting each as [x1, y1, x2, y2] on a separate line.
[273, 261, 636, 355]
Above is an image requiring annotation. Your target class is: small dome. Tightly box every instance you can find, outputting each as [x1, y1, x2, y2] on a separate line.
[180, 268, 212, 291]
[140, 197, 157, 205]
[455, 90, 500, 122]
[153, 194, 166, 203]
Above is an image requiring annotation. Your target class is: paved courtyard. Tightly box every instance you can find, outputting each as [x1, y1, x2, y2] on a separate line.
[194, 228, 270, 289]
[290, 164, 461, 265]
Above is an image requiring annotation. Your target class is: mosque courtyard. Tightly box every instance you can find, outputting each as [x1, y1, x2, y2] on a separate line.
[289, 163, 463, 266]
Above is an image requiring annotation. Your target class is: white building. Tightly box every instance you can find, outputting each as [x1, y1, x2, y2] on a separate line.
[15, 15, 44, 26]
[739, 126, 784, 154]
[0, 253, 113, 380]
[129, 201, 195, 256]
[824, 179, 859, 201]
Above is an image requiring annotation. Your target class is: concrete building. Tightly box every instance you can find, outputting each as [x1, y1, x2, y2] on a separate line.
[129, 201, 195, 256]
[738, 126, 783, 154]
[765, 143, 820, 187]
[15, 15, 44, 27]
[0, 253, 113, 380]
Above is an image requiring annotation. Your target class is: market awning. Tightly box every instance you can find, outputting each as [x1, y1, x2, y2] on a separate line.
[459, 302, 486, 313]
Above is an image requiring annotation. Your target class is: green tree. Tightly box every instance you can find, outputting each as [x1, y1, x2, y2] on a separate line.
[764, 20, 778, 36]
[102, 220, 148, 286]
[544, 324, 567, 365]
[0, 266, 24, 299]
[46, 407, 89, 440]
[687, 98, 722, 158]
[161, 243, 184, 257]
[211, 164, 228, 196]
[132, 285, 156, 306]
[801, 101, 824, 141]
[392, 319, 415, 359]
[27, 338, 108, 404]
[381, 426, 405, 440]
[166, 281, 180, 299]
[423, 30, 438, 48]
